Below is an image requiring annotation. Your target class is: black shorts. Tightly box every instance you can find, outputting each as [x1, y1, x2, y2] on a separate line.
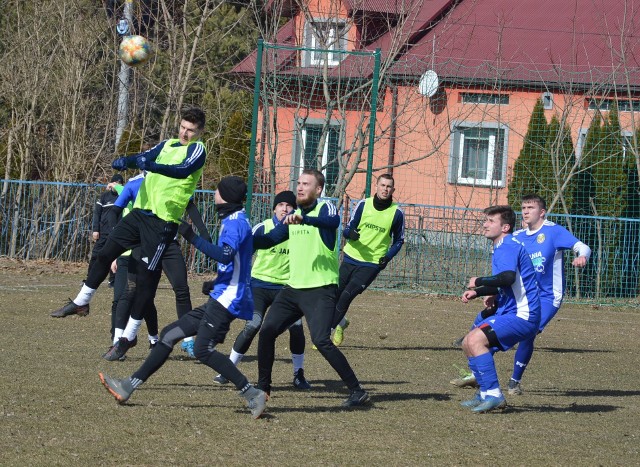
[108, 209, 178, 271]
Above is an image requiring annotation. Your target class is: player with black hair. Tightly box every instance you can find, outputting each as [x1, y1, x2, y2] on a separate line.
[506, 194, 590, 394]
[213, 190, 311, 390]
[88, 173, 124, 291]
[254, 169, 369, 408]
[50, 107, 206, 342]
[458, 205, 541, 413]
[331, 173, 404, 345]
[99, 176, 267, 419]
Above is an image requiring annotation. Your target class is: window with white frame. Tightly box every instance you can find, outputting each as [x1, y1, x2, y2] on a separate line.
[460, 93, 509, 105]
[294, 121, 342, 195]
[622, 131, 635, 161]
[577, 128, 634, 161]
[448, 123, 508, 187]
[587, 98, 640, 112]
[304, 20, 347, 67]
[575, 128, 589, 160]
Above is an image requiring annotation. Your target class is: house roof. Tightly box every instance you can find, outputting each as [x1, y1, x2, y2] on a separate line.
[396, 0, 640, 87]
[232, 0, 640, 88]
[230, 19, 296, 74]
[264, 0, 411, 16]
[264, 0, 298, 17]
[342, 0, 412, 15]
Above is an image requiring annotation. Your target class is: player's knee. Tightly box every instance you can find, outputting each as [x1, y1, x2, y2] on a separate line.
[247, 312, 264, 330]
[193, 345, 209, 362]
[462, 330, 483, 355]
[312, 340, 333, 355]
[258, 319, 280, 340]
[336, 290, 355, 313]
[159, 324, 184, 348]
[239, 324, 259, 345]
[310, 330, 332, 351]
[288, 321, 303, 334]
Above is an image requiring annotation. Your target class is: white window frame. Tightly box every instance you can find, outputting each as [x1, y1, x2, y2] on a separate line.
[622, 130, 634, 161]
[575, 127, 589, 161]
[574, 128, 633, 162]
[542, 91, 554, 110]
[460, 93, 509, 105]
[293, 119, 343, 196]
[304, 19, 347, 67]
[448, 122, 508, 188]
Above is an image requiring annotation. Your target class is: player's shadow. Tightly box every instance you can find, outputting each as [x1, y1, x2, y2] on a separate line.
[344, 344, 456, 352]
[142, 382, 216, 391]
[271, 378, 409, 394]
[372, 391, 451, 403]
[253, 391, 449, 416]
[537, 388, 640, 397]
[535, 346, 614, 354]
[507, 403, 619, 414]
[239, 403, 374, 416]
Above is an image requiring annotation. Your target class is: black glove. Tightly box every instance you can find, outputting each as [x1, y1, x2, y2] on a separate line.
[202, 280, 214, 295]
[347, 228, 360, 241]
[135, 155, 154, 171]
[178, 221, 196, 243]
[112, 157, 127, 171]
[378, 256, 390, 269]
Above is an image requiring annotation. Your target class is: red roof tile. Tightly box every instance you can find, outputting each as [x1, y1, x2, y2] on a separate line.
[393, 0, 640, 86]
[231, 20, 296, 74]
[234, 0, 640, 87]
[342, 0, 412, 14]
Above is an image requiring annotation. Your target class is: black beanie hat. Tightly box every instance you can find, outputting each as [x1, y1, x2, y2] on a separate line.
[273, 190, 297, 210]
[110, 173, 124, 184]
[216, 176, 247, 204]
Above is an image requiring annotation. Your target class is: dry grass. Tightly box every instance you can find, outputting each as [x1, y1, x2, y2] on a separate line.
[0, 258, 638, 465]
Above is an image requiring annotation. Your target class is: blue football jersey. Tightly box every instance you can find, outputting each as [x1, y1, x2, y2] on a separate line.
[492, 234, 541, 324]
[513, 221, 580, 307]
[210, 210, 254, 320]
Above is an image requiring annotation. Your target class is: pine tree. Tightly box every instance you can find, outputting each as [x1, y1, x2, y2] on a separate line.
[617, 126, 640, 297]
[537, 115, 573, 210]
[593, 102, 626, 217]
[508, 99, 549, 207]
[217, 110, 250, 179]
[568, 113, 601, 298]
[543, 115, 575, 212]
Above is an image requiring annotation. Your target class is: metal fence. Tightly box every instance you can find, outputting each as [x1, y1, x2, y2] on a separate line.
[1, 179, 639, 305]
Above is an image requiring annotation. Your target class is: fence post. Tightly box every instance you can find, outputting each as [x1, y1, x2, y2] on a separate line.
[364, 48, 381, 197]
[246, 38, 264, 217]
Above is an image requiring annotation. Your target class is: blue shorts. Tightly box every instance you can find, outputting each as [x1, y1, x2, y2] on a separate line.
[474, 313, 538, 352]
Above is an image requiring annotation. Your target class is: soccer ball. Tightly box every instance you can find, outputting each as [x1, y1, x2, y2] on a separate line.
[119, 35, 152, 67]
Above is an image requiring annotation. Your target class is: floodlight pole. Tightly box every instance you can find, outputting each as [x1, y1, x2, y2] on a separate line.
[115, 0, 134, 150]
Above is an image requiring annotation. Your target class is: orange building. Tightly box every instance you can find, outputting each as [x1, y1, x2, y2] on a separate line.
[233, 0, 640, 210]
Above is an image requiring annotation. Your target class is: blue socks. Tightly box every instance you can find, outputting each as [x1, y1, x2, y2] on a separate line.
[512, 335, 535, 381]
[471, 352, 500, 392]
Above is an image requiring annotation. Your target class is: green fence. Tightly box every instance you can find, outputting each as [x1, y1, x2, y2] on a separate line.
[1, 179, 639, 305]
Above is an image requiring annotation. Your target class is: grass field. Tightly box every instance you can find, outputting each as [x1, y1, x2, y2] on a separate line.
[1, 259, 638, 466]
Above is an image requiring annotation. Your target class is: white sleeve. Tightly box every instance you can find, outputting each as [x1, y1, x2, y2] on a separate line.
[572, 241, 591, 259]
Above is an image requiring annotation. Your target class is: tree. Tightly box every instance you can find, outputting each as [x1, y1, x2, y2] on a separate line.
[618, 126, 640, 297]
[215, 110, 250, 179]
[545, 114, 576, 213]
[507, 98, 549, 207]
